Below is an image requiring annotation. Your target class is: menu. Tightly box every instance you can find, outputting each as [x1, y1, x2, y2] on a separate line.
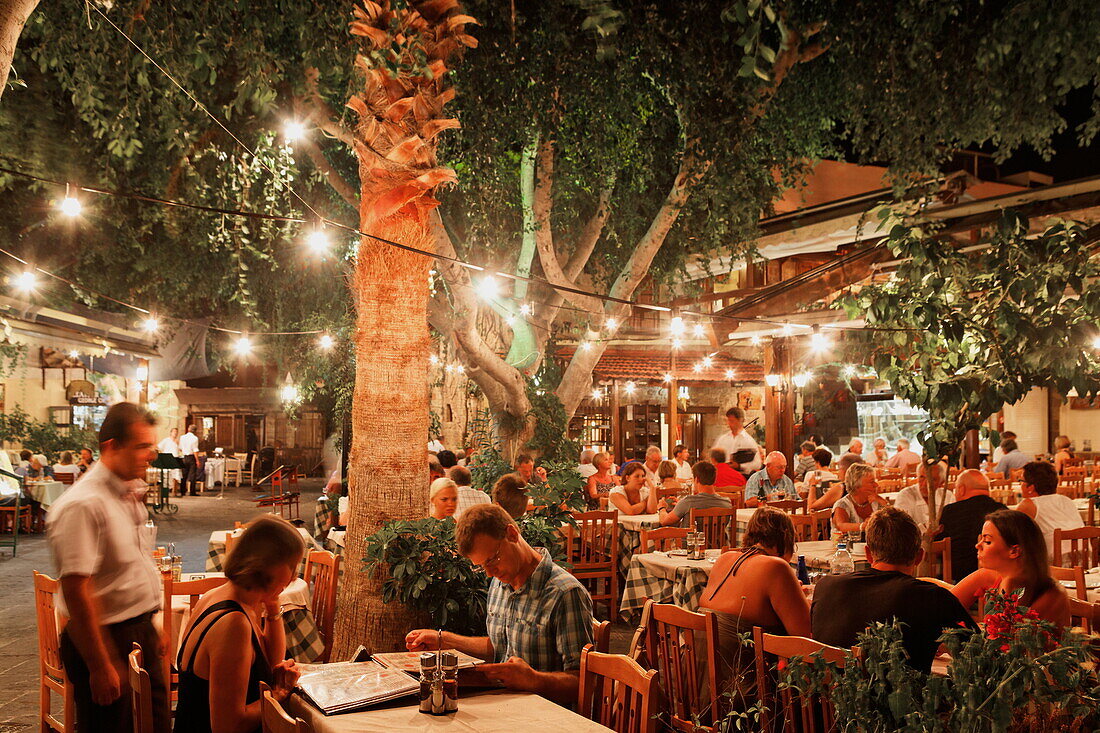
[296, 660, 419, 714]
[372, 649, 484, 673]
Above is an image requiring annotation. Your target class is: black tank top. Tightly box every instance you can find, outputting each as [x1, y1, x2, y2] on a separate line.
[174, 599, 272, 733]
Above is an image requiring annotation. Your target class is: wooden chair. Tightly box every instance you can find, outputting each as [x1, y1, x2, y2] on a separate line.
[224, 530, 242, 560]
[1052, 527, 1100, 568]
[989, 488, 1015, 505]
[1059, 478, 1086, 499]
[592, 618, 611, 654]
[789, 509, 831, 542]
[988, 478, 1013, 492]
[260, 683, 311, 732]
[224, 458, 241, 487]
[1051, 565, 1087, 601]
[690, 507, 735, 550]
[128, 643, 154, 733]
[764, 499, 806, 514]
[568, 511, 619, 620]
[643, 601, 720, 731]
[303, 550, 341, 662]
[1068, 597, 1096, 634]
[33, 572, 73, 733]
[655, 485, 685, 510]
[240, 454, 256, 487]
[1010, 468, 1025, 482]
[577, 646, 658, 733]
[715, 490, 744, 510]
[1087, 499, 1096, 528]
[875, 479, 903, 493]
[929, 538, 953, 583]
[638, 526, 689, 553]
[1064, 465, 1088, 479]
[984, 472, 1005, 481]
[753, 628, 850, 733]
[162, 575, 230, 698]
[56, 471, 76, 485]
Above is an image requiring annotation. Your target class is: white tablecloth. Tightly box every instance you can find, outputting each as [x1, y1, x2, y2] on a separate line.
[287, 689, 612, 732]
[617, 513, 659, 531]
[24, 480, 66, 509]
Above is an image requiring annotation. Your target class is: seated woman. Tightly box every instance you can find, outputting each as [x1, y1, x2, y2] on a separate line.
[429, 477, 458, 520]
[175, 515, 304, 733]
[584, 452, 620, 510]
[870, 438, 890, 468]
[699, 507, 810, 710]
[656, 460, 683, 490]
[1052, 435, 1074, 476]
[52, 451, 81, 477]
[805, 448, 839, 510]
[830, 463, 887, 536]
[950, 509, 1069, 627]
[608, 462, 657, 515]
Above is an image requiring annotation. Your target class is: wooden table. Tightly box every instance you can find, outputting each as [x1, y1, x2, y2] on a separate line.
[286, 689, 612, 732]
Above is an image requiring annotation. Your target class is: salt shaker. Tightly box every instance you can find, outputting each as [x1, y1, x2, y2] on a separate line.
[441, 652, 459, 714]
[418, 653, 436, 714]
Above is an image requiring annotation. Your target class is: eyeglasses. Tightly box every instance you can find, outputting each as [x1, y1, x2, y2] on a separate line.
[480, 538, 507, 571]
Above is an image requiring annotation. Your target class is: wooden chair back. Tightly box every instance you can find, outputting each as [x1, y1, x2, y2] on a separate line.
[1064, 465, 1088, 479]
[33, 572, 72, 733]
[765, 499, 806, 514]
[1088, 499, 1096, 528]
[789, 509, 831, 542]
[875, 479, 903, 493]
[639, 526, 689, 553]
[592, 619, 611, 654]
[715, 490, 743, 510]
[224, 530, 242, 559]
[929, 537, 953, 583]
[578, 646, 658, 733]
[1059, 478, 1086, 499]
[303, 550, 341, 662]
[56, 471, 76, 485]
[643, 601, 720, 730]
[568, 511, 619, 619]
[260, 683, 311, 732]
[162, 575, 230, 689]
[989, 488, 1015, 505]
[1068, 597, 1096, 634]
[1009, 468, 1025, 482]
[987, 478, 1013, 492]
[690, 507, 735, 550]
[128, 643, 154, 733]
[1051, 565, 1087, 601]
[655, 485, 685, 509]
[984, 472, 1005, 480]
[1053, 527, 1100, 568]
[753, 628, 850, 733]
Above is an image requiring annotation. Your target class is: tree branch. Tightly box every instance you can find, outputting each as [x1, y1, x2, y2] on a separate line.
[565, 177, 615, 282]
[303, 67, 356, 149]
[299, 137, 359, 208]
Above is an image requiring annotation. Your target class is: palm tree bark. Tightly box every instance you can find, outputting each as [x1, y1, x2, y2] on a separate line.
[0, 0, 39, 99]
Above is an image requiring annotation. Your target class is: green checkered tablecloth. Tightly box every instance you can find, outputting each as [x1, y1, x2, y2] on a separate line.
[619, 552, 713, 622]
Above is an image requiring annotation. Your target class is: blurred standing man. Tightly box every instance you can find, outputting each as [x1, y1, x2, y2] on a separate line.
[712, 406, 762, 476]
[179, 423, 200, 496]
[47, 402, 167, 733]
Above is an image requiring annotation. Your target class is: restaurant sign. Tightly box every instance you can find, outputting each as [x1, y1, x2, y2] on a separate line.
[66, 379, 102, 405]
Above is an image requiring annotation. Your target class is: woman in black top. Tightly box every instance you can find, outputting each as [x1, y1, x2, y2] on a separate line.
[174, 516, 304, 732]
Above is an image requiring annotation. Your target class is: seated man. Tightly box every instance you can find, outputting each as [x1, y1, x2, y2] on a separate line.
[406, 504, 593, 705]
[993, 438, 1032, 476]
[935, 470, 1005, 579]
[492, 473, 528, 520]
[1015, 460, 1084, 559]
[744, 451, 795, 507]
[450, 465, 490, 518]
[893, 461, 954, 533]
[514, 453, 547, 485]
[885, 438, 922, 471]
[709, 448, 746, 489]
[656, 461, 732, 528]
[793, 441, 817, 480]
[0, 449, 25, 506]
[811, 507, 977, 673]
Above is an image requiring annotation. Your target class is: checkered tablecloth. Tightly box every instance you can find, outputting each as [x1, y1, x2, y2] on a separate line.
[207, 529, 316, 575]
[619, 553, 713, 622]
[313, 497, 335, 543]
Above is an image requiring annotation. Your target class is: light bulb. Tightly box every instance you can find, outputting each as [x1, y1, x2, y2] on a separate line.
[624, 381, 636, 394]
[780, 324, 793, 337]
[1093, 336, 1100, 350]
[580, 340, 593, 351]
[672, 338, 683, 350]
[233, 336, 252, 356]
[476, 276, 500, 301]
[670, 316, 685, 336]
[701, 356, 713, 368]
[591, 388, 602, 400]
[810, 331, 830, 352]
[692, 362, 703, 373]
[306, 229, 329, 254]
[505, 315, 516, 326]
[59, 196, 82, 217]
[11, 271, 37, 292]
[135, 366, 149, 382]
[283, 120, 307, 142]
[842, 365, 857, 378]
[280, 383, 301, 402]
[765, 374, 781, 388]
[663, 373, 673, 383]
[68, 350, 80, 359]
[792, 372, 810, 389]
[429, 354, 440, 365]
[318, 334, 335, 350]
[455, 364, 465, 374]
[142, 317, 159, 333]
[605, 317, 618, 331]
[519, 302, 532, 316]
[693, 324, 705, 338]
[725, 369, 735, 380]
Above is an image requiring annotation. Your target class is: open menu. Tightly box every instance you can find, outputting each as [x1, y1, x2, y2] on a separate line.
[372, 649, 484, 674]
[296, 660, 419, 715]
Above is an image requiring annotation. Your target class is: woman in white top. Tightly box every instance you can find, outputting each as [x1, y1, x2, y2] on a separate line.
[869, 438, 890, 467]
[1014, 461, 1083, 559]
[51, 451, 81, 477]
[608, 463, 658, 515]
[831, 464, 887, 535]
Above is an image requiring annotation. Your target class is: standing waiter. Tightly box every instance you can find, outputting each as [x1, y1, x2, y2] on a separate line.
[178, 422, 200, 496]
[47, 401, 169, 732]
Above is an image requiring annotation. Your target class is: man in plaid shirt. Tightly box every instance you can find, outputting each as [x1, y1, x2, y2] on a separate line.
[406, 503, 593, 704]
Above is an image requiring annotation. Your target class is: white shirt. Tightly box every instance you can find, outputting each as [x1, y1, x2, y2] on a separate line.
[991, 446, 1006, 465]
[0, 450, 19, 496]
[178, 431, 199, 456]
[52, 464, 81, 476]
[427, 439, 446, 453]
[157, 436, 181, 457]
[675, 459, 694, 481]
[608, 484, 650, 515]
[1030, 493, 1084, 559]
[642, 462, 661, 488]
[893, 485, 955, 532]
[46, 462, 162, 623]
[712, 430, 762, 473]
[577, 464, 598, 479]
[455, 487, 491, 518]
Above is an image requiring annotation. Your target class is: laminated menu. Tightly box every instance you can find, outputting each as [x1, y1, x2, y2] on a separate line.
[296, 660, 419, 714]
[371, 649, 484, 673]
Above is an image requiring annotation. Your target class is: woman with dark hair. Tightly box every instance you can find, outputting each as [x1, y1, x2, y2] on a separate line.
[950, 509, 1069, 627]
[699, 507, 810, 709]
[174, 516, 305, 732]
[608, 462, 656, 515]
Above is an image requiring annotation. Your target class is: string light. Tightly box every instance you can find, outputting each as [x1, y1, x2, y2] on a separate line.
[591, 388, 602, 400]
[780, 323, 793, 337]
[692, 324, 705, 338]
[671, 338, 683, 350]
[429, 354, 440, 365]
[476, 276, 500, 301]
[624, 381, 636, 395]
[283, 120, 307, 142]
[141, 316, 159, 333]
[135, 365, 149, 381]
[10, 271, 37, 292]
[670, 316, 685, 336]
[280, 383, 301, 402]
[306, 228, 330, 255]
[701, 355, 713, 368]
[580, 340, 593, 351]
[68, 350, 80, 359]
[692, 362, 703, 373]
[59, 195, 82, 217]
[519, 303, 532, 316]
[1092, 336, 1100, 350]
[842, 365, 857, 378]
[750, 335, 762, 347]
[605, 317, 618, 331]
[318, 333, 335, 350]
[809, 325, 830, 352]
[444, 363, 455, 373]
[663, 373, 673, 383]
[455, 364, 465, 374]
[232, 336, 253, 356]
[725, 368, 735, 380]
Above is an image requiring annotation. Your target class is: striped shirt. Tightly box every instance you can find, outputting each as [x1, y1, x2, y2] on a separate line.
[485, 548, 593, 671]
[455, 487, 491, 517]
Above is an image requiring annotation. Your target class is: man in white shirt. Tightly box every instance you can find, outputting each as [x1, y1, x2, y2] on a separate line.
[885, 438, 923, 471]
[712, 407, 762, 475]
[0, 449, 24, 505]
[577, 449, 598, 479]
[893, 461, 954, 532]
[673, 445, 694, 481]
[641, 445, 663, 488]
[990, 431, 1016, 466]
[178, 424, 200, 496]
[47, 402, 168, 733]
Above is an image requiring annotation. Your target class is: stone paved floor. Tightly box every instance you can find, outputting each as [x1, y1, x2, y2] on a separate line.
[0, 478, 324, 730]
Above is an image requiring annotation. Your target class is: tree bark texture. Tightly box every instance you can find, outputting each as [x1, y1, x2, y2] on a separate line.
[331, 0, 474, 659]
[0, 0, 39, 100]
